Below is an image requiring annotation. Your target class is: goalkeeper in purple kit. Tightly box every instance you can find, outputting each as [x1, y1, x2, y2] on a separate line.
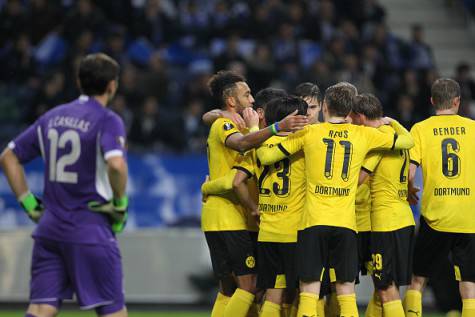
[0, 53, 129, 317]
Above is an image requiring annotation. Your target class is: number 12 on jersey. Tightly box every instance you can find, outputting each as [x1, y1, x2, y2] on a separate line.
[47, 129, 81, 184]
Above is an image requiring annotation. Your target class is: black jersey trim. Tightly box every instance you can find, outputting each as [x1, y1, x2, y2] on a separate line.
[233, 166, 253, 178]
[277, 144, 291, 156]
[391, 133, 398, 150]
[410, 160, 420, 167]
[224, 131, 240, 145]
[361, 166, 373, 174]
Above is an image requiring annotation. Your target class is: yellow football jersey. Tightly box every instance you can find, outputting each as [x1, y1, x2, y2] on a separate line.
[244, 135, 305, 243]
[362, 125, 415, 232]
[355, 177, 371, 232]
[257, 122, 401, 231]
[410, 115, 475, 233]
[201, 118, 248, 231]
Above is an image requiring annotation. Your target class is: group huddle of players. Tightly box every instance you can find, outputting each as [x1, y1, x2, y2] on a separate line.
[200, 71, 475, 317]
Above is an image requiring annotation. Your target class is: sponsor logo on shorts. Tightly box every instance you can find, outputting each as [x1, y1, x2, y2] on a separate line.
[374, 273, 382, 280]
[245, 256, 256, 268]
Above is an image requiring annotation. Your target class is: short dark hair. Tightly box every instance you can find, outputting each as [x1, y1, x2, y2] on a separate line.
[265, 96, 308, 125]
[294, 82, 321, 102]
[353, 93, 383, 119]
[207, 70, 245, 107]
[324, 84, 354, 117]
[332, 81, 358, 97]
[431, 78, 461, 110]
[78, 53, 120, 96]
[254, 88, 288, 110]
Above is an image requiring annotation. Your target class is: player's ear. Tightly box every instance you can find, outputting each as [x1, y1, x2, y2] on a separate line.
[106, 80, 118, 95]
[226, 95, 236, 109]
[430, 97, 435, 106]
[453, 96, 461, 109]
[256, 107, 265, 119]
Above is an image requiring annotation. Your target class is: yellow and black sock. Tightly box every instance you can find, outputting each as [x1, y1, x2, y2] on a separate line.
[365, 292, 382, 317]
[211, 293, 231, 317]
[382, 299, 405, 317]
[224, 288, 255, 317]
[403, 289, 422, 317]
[260, 300, 281, 317]
[289, 301, 298, 317]
[462, 298, 475, 317]
[281, 303, 291, 317]
[317, 298, 325, 317]
[297, 292, 317, 317]
[211, 292, 231, 317]
[337, 293, 358, 317]
[248, 302, 261, 317]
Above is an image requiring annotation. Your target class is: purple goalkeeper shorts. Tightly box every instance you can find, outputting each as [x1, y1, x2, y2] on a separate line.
[30, 238, 125, 315]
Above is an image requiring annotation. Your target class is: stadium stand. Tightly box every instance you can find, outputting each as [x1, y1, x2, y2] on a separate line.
[1, 0, 474, 154]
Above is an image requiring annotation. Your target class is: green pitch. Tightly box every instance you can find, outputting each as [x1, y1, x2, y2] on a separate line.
[0, 311, 447, 317]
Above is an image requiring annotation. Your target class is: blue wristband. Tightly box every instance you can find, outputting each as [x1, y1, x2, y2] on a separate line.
[275, 121, 280, 132]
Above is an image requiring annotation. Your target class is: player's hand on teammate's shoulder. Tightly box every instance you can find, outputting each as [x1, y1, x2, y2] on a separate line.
[242, 107, 260, 130]
[279, 110, 309, 132]
[381, 116, 394, 125]
[222, 110, 247, 131]
[407, 184, 420, 205]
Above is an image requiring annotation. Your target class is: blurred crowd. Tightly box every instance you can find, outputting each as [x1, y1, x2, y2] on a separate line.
[1, 0, 475, 153]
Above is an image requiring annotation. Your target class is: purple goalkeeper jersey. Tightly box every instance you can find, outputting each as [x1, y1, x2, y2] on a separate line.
[10, 95, 127, 244]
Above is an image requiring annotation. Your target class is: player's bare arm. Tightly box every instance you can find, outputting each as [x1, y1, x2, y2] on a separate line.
[107, 156, 128, 199]
[232, 170, 259, 217]
[0, 148, 29, 198]
[226, 110, 308, 153]
[0, 148, 43, 222]
[358, 169, 371, 185]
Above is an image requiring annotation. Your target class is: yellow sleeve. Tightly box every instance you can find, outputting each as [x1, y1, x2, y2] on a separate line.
[234, 151, 255, 177]
[390, 120, 415, 150]
[365, 126, 396, 151]
[256, 128, 307, 165]
[362, 151, 383, 173]
[409, 124, 421, 166]
[216, 118, 241, 144]
[201, 169, 237, 195]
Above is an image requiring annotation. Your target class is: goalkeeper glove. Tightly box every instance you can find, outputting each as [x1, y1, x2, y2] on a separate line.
[88, 196, 128, 234]
[19, 192, 44, 223]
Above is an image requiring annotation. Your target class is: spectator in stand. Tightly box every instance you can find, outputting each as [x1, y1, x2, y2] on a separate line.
[0, 0, 27, 44]
[62, 0, 106, 43]
[110, 94, 133, 133]
[390, 94, 422, 129]
[247, 43, 277, 93]
[1, 33, 36, 84]
[138, 52, 169, 104]
[409, 24, 435, 70]
[27, 72, 65, 124]
[455, 62, 475, 118]
[0, 0, 453, 153]
[27, 0, 62, 45]
[183, 99, 208, 153]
